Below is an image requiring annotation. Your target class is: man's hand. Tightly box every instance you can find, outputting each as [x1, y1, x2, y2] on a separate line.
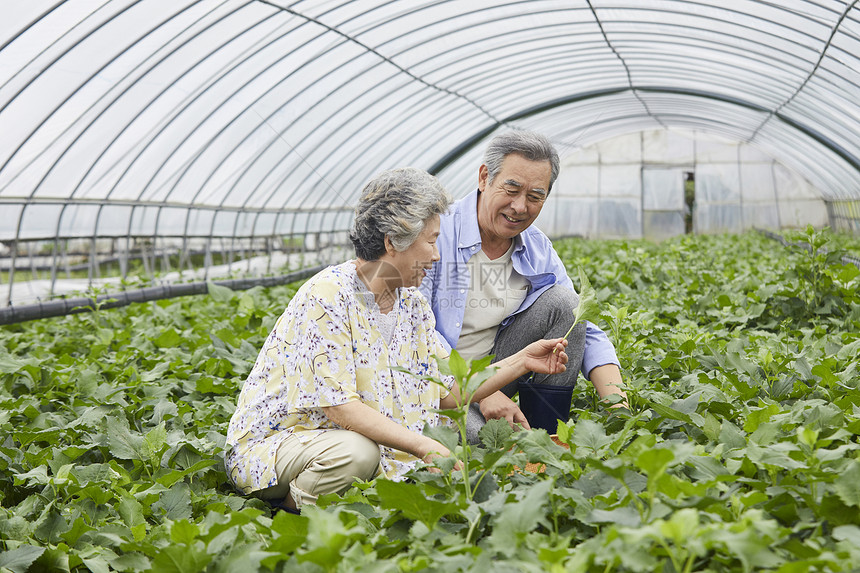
[479, 391, 531, 430]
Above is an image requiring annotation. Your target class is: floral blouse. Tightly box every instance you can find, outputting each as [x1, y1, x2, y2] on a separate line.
[225, 261, 455, 494]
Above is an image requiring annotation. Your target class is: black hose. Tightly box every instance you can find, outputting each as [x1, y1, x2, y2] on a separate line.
[0, 265, 326, 326]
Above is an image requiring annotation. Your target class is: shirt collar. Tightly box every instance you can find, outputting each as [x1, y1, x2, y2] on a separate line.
[456, 189, 483, 249]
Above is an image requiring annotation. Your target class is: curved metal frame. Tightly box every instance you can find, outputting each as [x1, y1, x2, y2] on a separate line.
[2, 0, 860, 309]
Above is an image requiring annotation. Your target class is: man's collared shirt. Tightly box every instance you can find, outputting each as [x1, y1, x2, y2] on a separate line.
[419, 189, 620, 379]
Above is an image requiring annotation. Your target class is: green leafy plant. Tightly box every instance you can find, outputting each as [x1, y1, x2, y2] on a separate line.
[559, 267, 601, 348]
[2, 231, 859, 571]
[398, 350, 500, 504]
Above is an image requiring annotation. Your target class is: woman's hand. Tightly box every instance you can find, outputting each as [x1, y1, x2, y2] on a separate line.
[420, 437, 462, 472]
[325, 402, 462, 470]
[518, 337, 568, 375]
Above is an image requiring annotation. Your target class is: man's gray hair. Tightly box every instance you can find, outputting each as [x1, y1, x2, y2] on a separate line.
[483, 131, 560, 192]
[350, 167, 452, 261]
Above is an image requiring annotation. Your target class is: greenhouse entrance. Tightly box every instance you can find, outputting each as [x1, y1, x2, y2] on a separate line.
[549, 129, 832, 240]
[642, 167, 690, 240]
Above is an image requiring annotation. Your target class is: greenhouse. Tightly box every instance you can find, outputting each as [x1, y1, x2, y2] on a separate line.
[1, 1, 859, 571]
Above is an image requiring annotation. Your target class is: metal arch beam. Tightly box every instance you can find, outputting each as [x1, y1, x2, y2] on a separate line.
[426, 86, 860, 178]
[428, 87, 623, 176]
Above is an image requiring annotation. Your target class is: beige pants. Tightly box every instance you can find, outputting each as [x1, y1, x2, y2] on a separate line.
[256, 430, 381, 509]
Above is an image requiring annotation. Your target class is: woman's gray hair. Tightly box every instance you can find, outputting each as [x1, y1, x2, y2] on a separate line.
[350, 167, 452, 261]
[483, 131, 560, 192]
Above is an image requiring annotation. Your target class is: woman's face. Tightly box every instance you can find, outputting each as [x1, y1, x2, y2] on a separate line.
[385, 214, 441, 288]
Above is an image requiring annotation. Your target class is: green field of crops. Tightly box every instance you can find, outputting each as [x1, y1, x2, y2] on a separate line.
[1, 228, 859, 572]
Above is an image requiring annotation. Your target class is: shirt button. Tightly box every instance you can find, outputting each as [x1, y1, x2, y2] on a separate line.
[470, 246, 476, 251]
[459, 289, 465, 294]
[455, 322, 460, 327]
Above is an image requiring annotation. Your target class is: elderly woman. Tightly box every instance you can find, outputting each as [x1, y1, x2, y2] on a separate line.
[225, 167, 568, 512]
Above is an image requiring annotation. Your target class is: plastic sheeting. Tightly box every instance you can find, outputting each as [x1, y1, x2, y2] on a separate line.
[548, 129, 828, 239]
[1, 1, 859, 305]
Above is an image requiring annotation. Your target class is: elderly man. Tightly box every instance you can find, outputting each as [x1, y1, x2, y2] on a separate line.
[420, 130, 626, 439]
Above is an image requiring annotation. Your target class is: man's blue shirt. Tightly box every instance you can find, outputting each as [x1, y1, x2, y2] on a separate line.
[419, 189, 620, 379]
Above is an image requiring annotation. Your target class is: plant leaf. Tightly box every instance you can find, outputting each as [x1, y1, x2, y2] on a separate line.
[572, 267, 601, 326]
[572, 419, 613, 453]
[834, 460, 860, 507]
[560, 267, 601, 344]
[422, 424, 459, 454]
[376, 480, 463, 528]
[207, 281, 234, 302]
[0, 546, 46, 573]
[153, 483, 193, 520]
[106, 417, 143, 461]
[488, 480, 553, 553]
[478, 418, 514, 449]
[448, 350, 468, 383]
[151, 544, 212, 573]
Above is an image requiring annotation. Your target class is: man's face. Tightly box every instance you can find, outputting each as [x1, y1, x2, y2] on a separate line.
[476, 153, 551, 244]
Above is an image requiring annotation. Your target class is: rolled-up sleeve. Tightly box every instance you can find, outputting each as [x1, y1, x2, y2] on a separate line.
[582, 320, 620, 379]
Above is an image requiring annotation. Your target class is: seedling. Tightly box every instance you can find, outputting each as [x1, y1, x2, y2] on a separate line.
[556, 267, 601, 352]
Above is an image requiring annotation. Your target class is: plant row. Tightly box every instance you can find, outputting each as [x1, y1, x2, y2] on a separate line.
[0, 228, 858, 572]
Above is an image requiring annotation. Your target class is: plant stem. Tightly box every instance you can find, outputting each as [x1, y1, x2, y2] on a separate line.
[471, 470, 489, 495]
[456, 418, 472, 500]
[658, 540, 682, 573]
[454, 383, 481, 501]
[682, 551, 696, 573]
[466, 513, 482, 544]
[555, 318, 579, 354]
